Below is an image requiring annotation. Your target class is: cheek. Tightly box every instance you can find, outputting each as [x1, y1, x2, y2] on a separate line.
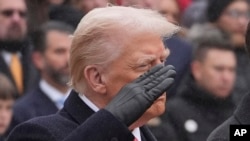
[218, 17, 235, 31]
[146, 94, 166, 116]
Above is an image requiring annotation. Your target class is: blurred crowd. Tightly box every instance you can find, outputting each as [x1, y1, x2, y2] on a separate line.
[0, 0, 250, 141]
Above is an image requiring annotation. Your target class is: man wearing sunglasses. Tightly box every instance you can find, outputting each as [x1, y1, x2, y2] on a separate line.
[0, 0, 36, 97]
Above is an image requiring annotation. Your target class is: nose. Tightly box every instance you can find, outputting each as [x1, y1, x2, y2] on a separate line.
[11, 12, 22, 23]
[222, 70, 234, 84]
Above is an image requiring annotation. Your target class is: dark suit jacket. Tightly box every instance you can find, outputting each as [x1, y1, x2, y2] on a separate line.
[0, 44, 38, 97]
[0, 136, 5, 141]
[7, 90, 157, 141]
[164, 36, 192, 98]
[207, 93, 250, 141]
[8, 86, 58, 133]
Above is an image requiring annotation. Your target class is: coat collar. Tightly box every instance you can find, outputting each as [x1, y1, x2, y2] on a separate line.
[62, 90, 157, 141]
[62, 90, 95, 124]
[234, 93, 250, 124]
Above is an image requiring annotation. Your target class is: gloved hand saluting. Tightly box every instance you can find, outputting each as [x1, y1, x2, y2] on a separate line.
[105, 64, 176, 126]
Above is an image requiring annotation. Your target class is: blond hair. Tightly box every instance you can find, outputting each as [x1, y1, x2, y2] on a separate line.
[69, 6, 179, 93]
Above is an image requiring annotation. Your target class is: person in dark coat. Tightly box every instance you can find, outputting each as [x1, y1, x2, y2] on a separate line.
[7, 21, 74, 133]
[0, 0, 38, 97]
[207, 21, 250, 141]
[207, 92, 250, 141]
[7, 6, 179, 141]
[151, 39, 236, 141]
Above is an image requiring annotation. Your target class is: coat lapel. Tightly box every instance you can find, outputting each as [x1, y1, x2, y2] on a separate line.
[63, 90, 158, 141]
[63, 90, 95, 124]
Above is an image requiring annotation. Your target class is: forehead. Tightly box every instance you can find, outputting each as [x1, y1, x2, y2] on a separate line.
[226, 0, 248, 10]
[0, 0, 26, 10]
[204, 49, 235, 65]
[122, 33, 166, 58]
[45, 30, 72, 49]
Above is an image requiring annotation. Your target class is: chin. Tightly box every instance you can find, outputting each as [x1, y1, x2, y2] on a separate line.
[146, 94, 166, 116]
[129, 94, 166, 130]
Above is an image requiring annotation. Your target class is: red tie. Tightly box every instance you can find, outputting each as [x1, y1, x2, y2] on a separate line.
[134, 138, 138, 141]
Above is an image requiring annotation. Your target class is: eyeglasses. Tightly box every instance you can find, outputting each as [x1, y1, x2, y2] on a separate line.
[0, 9, 27, 19]
[224, 10, 250, 19]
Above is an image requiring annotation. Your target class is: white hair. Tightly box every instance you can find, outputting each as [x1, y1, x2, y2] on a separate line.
[70, 6, 180, 93]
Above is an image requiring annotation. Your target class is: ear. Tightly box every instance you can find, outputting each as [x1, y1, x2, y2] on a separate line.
[191, 61, 202, 81]
[32, 52, 45, 71]
[84, 65, 107, 94]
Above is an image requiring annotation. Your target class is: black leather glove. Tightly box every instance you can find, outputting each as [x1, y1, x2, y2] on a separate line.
[105, 64, 176, 126]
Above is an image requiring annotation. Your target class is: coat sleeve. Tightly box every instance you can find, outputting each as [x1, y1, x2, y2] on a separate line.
[7, 110, 135, 141]
[7, 123, 56, 141]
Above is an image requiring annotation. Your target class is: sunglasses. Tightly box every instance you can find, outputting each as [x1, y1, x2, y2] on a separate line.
[0, 9, 27, 18]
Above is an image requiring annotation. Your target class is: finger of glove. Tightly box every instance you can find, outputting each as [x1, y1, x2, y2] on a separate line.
[133, 64, 163, 84]
[146, 78, 175, 101]
[138, 65, 175, 85]
[144, 69, 176, 90]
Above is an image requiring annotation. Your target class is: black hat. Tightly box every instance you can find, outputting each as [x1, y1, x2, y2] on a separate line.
[207, 0, 234, 22]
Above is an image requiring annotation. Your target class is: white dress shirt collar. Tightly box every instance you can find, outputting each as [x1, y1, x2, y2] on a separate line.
[39, 79, 70, 109]
[78, 93, 141, 141]
[1, 51, 21, 66]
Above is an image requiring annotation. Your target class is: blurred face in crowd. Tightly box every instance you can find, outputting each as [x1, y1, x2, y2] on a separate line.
[77, 0, 108, 13]
[121, 0, 159, 9]
[157, 0, 180, 25]
[34, 30, 72, 91]
[101, 32, 169, 128]
[0, 99, 14, 135]
[0, 0, 27, 41]
[217, 0, 249, 35]
[192, 48, 236, 98]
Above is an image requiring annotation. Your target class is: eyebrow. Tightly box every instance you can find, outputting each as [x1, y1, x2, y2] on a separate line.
[135, 55, 157, 65]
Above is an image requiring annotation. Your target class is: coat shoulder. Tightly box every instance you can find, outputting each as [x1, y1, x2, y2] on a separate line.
[207, 116, 239, 141]
[8, 114, 77, 141]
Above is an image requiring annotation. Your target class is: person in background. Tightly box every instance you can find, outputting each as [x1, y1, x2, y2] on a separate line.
[0, 73, 16, 141]
[157, 0, 180, 25]
[49, 4, 84, 29]
[158, 36, 237, 141]
[63, 0, 108, 14]
[181, 1, 208, 29]
[121, 0, 159, 9]
[155, 0, 193, 98]
[8, 21, 73, 133]
[207, 21, 250, 141]
[206, 0, 250, 104]
[7, 6, 178, 141]
[0, 0, 37, 97]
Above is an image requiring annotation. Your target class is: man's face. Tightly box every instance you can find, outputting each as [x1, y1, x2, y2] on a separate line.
[0, 0, 27, 41]
[42, 30, 72, 86]
[217, 0, 249, 35]
[193, 49, 236, 98]
[0, 99, 14, 135]
[79, 0, 108, 13]
[102, 33, 169, 126]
